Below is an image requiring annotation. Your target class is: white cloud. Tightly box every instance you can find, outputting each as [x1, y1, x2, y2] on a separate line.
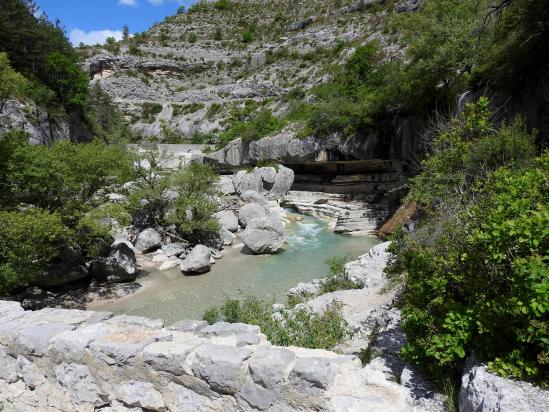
[118, 0, 137, 6]
[69, 28, 124, 46]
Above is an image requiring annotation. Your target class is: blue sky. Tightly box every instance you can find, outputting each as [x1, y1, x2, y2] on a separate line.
[35, 0, 197, 46]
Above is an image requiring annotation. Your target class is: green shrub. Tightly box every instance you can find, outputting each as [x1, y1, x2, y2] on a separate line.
[388, 98, 548, 385]
[206, 102, 222, 118]
[214, 0, 233, 11]
[188, 32, 198, 43]
[141, 102, 163, 123]
[218, 109, 284, 148]
[0, 53, 27, 113]
[0, 209, 74, 294]
[172, 102, 205, 117]
[167, 163, 220, 236]
[320, 256, 361, 294]
[203, 295, 349, 349]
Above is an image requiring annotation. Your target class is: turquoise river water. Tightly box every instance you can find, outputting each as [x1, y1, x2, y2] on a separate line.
[88, 210, 378, 324]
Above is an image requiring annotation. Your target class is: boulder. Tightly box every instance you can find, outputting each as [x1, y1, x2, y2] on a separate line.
[134, 228, 162, 253]
[459, 364, 549, 412]
[219, 175, 236, 195]
[240, 190, 267, 206]
[215, 210, 239, 232]
[238, 203, 267, 228]
[180, 245, 211, 274]
[89, 241, 137, 283]
[158, 256, 182, 271]
[161, 242, 188, 257]
[219, 227, 236, 246]
[242, 215, 287, 254]
[289, 358, 335, 396]
[233, 166, 294, 200]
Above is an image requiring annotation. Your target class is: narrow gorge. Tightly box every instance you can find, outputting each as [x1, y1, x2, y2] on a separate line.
[0, 0, 548, 411]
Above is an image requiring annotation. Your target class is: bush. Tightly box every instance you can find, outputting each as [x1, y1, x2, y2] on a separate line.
[168, 163, 220, 235]
[5, 139, 133, 214]
[203, 296, 349, 349]
[320, 256, 361, 294]
[388, 98, 548, 385]
[0, 52, 27, 113]
[214, 0, 233, 11]
[141, 102, 163, 123]
[218, 109, 284, 148]
[0, 209, 74, 294]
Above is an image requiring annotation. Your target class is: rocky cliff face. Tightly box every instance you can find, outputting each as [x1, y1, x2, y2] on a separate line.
[82, 0, 422, 162]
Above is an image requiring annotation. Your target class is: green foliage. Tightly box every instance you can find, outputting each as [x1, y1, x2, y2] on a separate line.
[42, 52, 89, 108]
[206, 102, 222, 119]
[86, 83, 133, 143]
[388, 98, 548, 385]
[104, 36, 120, 54]
[0, 52, 27, 112]
[168, 163, 220, 235]
[241, 27, 255, 43]
[128, 42, 142, 56]
[141, 102, 163, 123]
[76, 203, 131, 258]
[214, 0, 233, 11]
[0, 208, 74, 294]
[319, 256, 361, 294]
[203, 296, 349, 350]
[172, 102, 205, 117]
[188, 32, 198, 43]
[5, 139, 133, 213]
[218, 109, 284, 148]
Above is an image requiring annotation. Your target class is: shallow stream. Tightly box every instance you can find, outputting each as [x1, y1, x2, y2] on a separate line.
[88, 210, 378, 324]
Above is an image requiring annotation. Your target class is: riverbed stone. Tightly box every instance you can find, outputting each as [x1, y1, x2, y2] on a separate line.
[242, 214, 287, 254]
[135, 228, 162, 253]
[289, 358, 335, 395]
[180, 244, 212, 274]
[215, 210, 239, 232]
[89, 241, 137, 283]
[161, 242, 188, 257]
[116, 380, 166, 411]
[55, 362, 106, 407]
[159, 256, 182, 271]
[192, 343, 253, 394]
[219, 226, 236, 245]
[238, 202, 267, 228]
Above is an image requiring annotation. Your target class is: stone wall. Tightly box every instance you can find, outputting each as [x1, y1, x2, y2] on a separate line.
[0, 300, 412, 411]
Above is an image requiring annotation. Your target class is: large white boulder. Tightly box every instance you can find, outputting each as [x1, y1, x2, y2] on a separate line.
[233, 166, 294, 200]
[215, 210, 239, 232]
[238, 203, 267, 228]
[89, 241, 137, 283]
[180, 245, 212, 274]
[242, 215, 287, 254]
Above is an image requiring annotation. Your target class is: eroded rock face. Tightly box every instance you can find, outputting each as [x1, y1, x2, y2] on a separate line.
[242, 215, 287, 254]
[459, 364, 549, 412]
[233, 166, 294, 200]
[180, 244, 211, 274]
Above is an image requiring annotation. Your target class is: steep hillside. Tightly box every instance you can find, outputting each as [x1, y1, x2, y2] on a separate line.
[83, 0, 413, 152]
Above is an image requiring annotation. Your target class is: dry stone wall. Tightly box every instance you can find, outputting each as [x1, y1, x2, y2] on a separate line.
[0, 300, 412, 411]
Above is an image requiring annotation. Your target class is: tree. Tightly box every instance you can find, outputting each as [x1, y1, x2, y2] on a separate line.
[0, 208, 74, 294]
[176, 5, 186, 15]
[0, 52, 27, 113]
[42, 52, 89, 108]
[122, 24, 130, 41]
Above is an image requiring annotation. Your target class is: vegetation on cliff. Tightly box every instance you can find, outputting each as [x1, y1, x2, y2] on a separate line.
[387, 98, 548, 386]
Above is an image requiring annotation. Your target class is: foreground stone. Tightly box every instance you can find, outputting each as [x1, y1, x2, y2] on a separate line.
[233, 166, 294, 200]
[238, 202, 267, 228]
[0, 300, 418, 411]
[180, 244, 211, 274]
[242, 214, 287, 254]
[459, 364, 549, 412]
